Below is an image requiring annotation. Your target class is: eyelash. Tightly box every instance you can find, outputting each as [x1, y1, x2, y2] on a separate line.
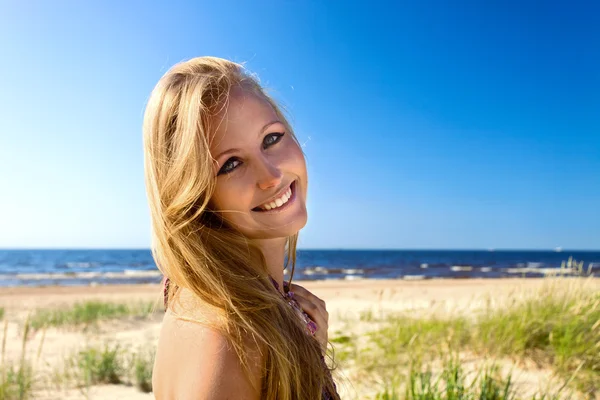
[217, 132, 285, 176]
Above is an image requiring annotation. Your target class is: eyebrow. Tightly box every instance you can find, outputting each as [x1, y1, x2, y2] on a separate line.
[214, 120, 282, 161]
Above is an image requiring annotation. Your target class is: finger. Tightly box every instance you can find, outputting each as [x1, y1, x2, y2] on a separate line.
[291, 293, 327, 328]
[291, 292, 327, 322]
[292, 293, 320, 316]
[291, 293, 329, 351]
[289, 284, 327, 310]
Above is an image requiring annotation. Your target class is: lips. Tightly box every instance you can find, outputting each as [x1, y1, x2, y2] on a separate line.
[252, 181, 296, 212]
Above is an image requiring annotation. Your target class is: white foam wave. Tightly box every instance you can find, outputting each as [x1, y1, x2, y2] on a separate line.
[506, 267, 577, 275]
[403, 275, 426, 280]
[303, 266, 329, 275]
[451, 265, 473, 272]
[8, 270, 162, 281]
[303, 266, 365, 276]
[342, 268, 364, 275]
[65, 262, 96, 268]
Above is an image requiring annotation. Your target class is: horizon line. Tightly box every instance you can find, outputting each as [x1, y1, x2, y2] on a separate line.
[0, 247, 598, 252]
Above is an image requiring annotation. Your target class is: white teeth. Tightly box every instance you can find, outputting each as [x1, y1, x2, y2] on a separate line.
[258, 185, 293, 211]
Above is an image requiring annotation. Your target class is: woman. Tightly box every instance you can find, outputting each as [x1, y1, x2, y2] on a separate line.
[143, 56, 339, 399]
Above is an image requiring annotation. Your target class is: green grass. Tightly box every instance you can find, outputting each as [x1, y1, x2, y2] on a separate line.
[73, 343, 125, 387]
[369, 316, 471, 359]
[376, 360, 518, 400]
[0, 317, 35, 400]
[332, 278, 598, 399]
[1, 295, 161, 396]
[0, 362, 34, 400]
[51, 342, 157, 394]
[375, 360, 567, 400]
[29, 300, 156, 330]
[475, 284, 600, 395]
[0, 309, 156, 396]
[130, 348, 155, 393]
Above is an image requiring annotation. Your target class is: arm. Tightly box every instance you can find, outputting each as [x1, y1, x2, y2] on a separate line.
[152, 310, 262, 400]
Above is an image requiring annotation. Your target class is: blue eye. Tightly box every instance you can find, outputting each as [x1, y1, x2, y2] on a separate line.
[218, 158, 242, 176]
[263, 132, 285, 149]
[217, 133, 285, 177]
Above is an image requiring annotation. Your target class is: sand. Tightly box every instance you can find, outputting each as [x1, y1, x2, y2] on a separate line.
[1, 278, 597, 399]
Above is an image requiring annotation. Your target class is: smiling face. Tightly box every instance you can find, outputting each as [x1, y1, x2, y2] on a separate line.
[208, 85, 308, 240]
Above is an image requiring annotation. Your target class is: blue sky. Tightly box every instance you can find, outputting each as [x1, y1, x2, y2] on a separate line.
[0, 1, 598, 250]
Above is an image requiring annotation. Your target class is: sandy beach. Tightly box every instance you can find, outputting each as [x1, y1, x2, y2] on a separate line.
[1, 278, 598, 399]
[0, 278, 573, 316]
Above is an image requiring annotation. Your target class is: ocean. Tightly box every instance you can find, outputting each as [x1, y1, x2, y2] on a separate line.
[0, 249, 598, 287]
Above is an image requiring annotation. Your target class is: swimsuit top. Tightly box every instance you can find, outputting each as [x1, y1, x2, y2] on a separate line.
[162, 276, 338, 399]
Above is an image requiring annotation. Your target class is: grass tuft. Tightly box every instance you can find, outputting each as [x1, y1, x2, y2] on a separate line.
[131, 348, 155, 393]
[0, 317, 35, 400]
[374, 360, 558, 400]
[29, 300, 156, 330]
[75, 343, 124, 386]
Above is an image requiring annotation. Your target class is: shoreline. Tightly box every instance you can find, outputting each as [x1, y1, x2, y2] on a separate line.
[1, 273, 598, 286]
[1, 277, 598, 312]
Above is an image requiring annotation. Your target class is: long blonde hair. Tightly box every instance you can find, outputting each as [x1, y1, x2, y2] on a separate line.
[143, 56, 337, 399]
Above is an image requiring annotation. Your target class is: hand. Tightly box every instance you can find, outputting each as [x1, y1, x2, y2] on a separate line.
[288, 283, 329, 354]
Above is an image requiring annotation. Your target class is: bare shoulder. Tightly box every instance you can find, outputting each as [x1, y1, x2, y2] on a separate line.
[152, 289, 262, 400]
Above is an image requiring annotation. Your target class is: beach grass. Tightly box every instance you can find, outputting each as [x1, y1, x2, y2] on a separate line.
[375, 360, 518, 400]
[53, 341, 156, 392]
[0, 297, 158, 397]
[332, 277, 598, 399]
[48, 341, 156, 395]
[130, 348, 155, 393]
[475, 281, 599, 394]
[74, 343, 124, 386]
[28, 300, 157, 330]
[0, 361, 34, 400]
[0, 317, 34, 400]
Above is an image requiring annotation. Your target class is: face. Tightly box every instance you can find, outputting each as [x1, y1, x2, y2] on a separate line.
[207, 85, 308, 240]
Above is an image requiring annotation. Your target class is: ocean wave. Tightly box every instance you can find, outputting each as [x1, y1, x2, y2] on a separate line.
[403, 275, 426, 280]
[64, 262, 98, 268]
[451, 265, 473, 272]
[506, 267, 579, 275]
[7, 270, 163, 281]
[305, 267, 365, 275]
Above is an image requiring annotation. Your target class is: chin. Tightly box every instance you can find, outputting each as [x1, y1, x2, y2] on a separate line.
[283, 214, 308, 236]
[249, 212, 308, 240]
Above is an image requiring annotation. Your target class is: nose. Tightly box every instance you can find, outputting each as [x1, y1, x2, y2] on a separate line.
[255, 156, 283, 190]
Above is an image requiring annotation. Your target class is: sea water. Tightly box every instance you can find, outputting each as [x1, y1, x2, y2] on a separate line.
[0, 249, 598, 287]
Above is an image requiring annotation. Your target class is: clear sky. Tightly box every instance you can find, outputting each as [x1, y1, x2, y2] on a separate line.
[0, 1, 598, 250]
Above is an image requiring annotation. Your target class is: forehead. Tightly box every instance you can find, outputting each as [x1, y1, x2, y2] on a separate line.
[210, 86, 278, 149]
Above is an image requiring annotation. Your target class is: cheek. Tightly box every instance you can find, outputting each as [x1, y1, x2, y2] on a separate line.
[283, 148, 308, 201]
[211, 180, 253, 212]
[285, 141, 307, 174]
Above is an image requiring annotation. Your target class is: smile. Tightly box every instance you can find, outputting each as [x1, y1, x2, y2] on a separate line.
[252, 181, 297, 213]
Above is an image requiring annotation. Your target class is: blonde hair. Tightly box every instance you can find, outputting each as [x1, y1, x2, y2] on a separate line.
[143, 56, 338, 399]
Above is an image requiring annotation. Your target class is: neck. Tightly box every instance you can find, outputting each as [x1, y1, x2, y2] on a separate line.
[251, 237, 287, 293]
